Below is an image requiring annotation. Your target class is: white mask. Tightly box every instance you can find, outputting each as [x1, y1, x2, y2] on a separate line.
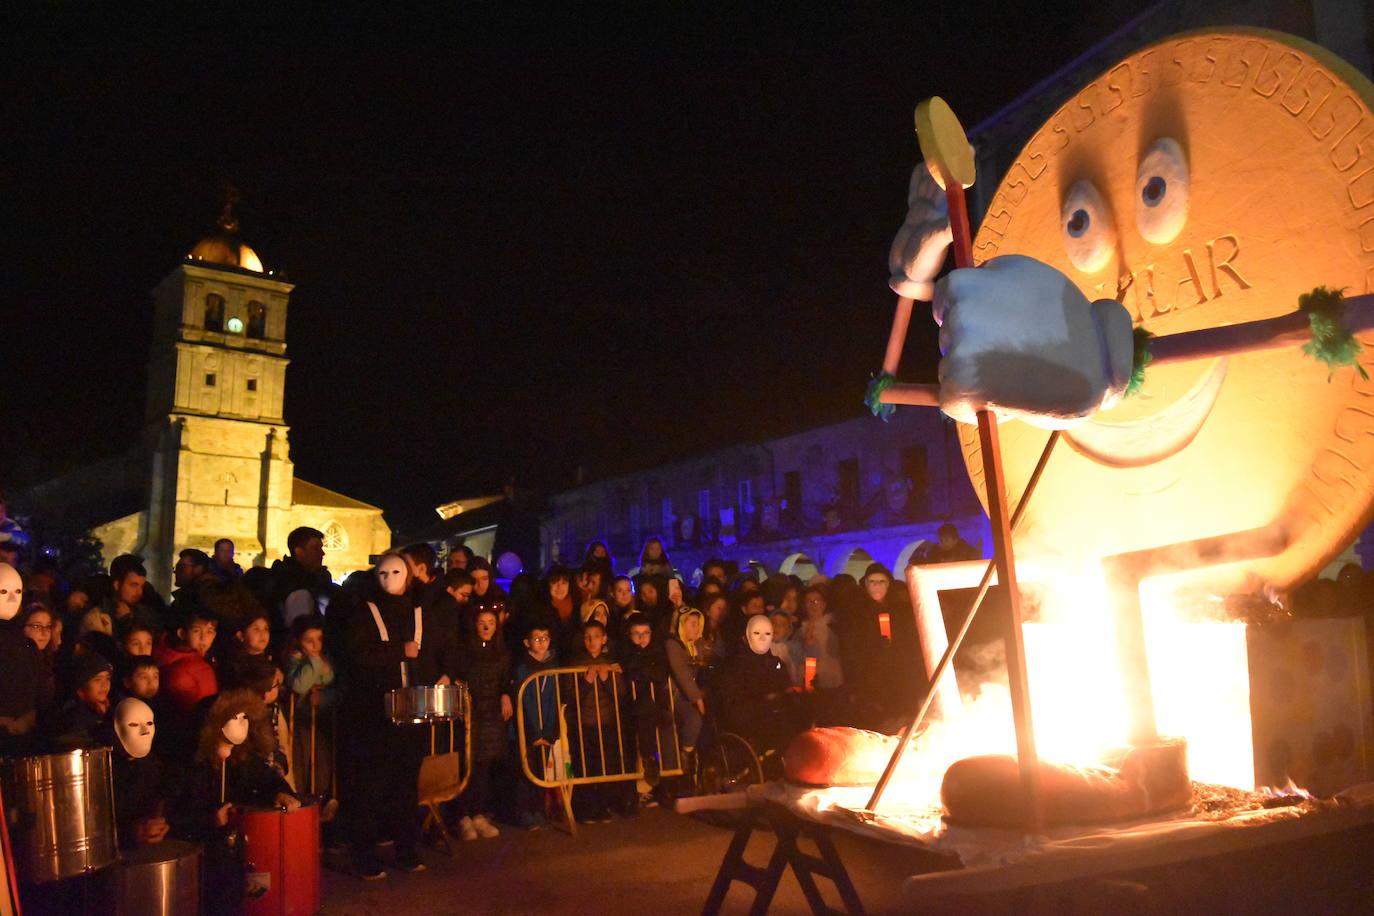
[114, 697, 156, 758]
[0, 563, 22, 621]
[221, 711, 249, 746]
[377, 555, 408, 596]
[745, 614, 774, 655]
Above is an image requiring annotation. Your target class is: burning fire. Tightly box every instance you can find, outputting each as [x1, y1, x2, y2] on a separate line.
[885, 560, 1262, 812]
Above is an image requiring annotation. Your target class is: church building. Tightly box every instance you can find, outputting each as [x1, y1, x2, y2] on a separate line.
[22, 207, 391, 593]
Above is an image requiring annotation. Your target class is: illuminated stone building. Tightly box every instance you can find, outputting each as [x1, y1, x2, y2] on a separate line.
[22, 208, 390, 592]
[543, 409, 988, 583]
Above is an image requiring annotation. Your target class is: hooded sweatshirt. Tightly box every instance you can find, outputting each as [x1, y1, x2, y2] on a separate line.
[663, 608, 705, 705]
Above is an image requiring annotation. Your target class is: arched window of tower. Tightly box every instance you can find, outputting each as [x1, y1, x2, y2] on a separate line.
[204, 293, 224, 332]
[247, 301, 266, 339]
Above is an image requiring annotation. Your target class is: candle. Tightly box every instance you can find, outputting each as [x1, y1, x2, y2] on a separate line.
[878, 613, 891, 641]
[804, 657, 817, 691]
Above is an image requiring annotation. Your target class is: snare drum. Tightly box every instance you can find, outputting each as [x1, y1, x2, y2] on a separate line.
[384, 684, 467, 724]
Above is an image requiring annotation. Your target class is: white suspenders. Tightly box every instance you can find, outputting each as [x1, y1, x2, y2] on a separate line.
[367, 602, 424, 688]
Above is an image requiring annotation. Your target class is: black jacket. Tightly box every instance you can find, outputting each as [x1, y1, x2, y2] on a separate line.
[345, 588, 458, 726]
[457, 633, 511, 761]
[0, 619, 53, 756]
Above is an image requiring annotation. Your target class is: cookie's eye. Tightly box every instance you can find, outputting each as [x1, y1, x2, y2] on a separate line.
[1061, 179, 1116, 273]
[1136, 137, 1189, 244]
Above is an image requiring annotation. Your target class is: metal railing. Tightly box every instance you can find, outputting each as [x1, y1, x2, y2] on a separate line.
[515, 665, 685, 835]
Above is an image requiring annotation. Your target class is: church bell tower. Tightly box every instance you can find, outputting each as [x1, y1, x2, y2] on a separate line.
[141, 194, 297, 591]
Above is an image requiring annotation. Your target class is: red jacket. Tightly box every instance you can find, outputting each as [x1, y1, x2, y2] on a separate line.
[154, 634, 218, 716]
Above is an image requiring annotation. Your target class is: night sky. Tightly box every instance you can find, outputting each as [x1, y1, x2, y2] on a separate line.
[4, 5, 1131, 531]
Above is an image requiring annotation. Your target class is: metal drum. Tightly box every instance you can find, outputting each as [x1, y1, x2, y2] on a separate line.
[384, 684, 467, 724]
[113, 839, 201, 916]
[0, 747, 118, 883]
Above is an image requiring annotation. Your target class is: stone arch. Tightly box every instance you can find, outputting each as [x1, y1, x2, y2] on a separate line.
[894, 539, 933, 579]
[778, 553, 820, 582]
[823, 547, 874, 579]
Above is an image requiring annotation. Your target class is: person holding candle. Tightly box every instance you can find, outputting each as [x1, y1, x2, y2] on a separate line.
[799, 584, 846, 724]
[858, 563, 925, 725]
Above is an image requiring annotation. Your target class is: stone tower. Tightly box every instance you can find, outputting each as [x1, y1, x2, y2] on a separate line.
[141, 201, 296, 592]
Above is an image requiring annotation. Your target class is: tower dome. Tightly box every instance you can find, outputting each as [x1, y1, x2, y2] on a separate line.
[186, 189, 264, 272]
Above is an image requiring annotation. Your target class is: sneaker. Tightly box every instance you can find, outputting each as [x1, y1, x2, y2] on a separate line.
[354, 853, 387, 881]
[472, 814, 500, 838]
[458, 816, 479, 841]
[519, 812, 546, 831]
[590, 809, 614, 824]
[376, 838, 395, 848]
[393, 848, 426, 873]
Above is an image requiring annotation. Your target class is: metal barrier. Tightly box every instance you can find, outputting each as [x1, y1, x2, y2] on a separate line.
[516, 665, 685, 835]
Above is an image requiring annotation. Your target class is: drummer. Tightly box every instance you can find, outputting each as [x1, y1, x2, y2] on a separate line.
[342, 550, 434, 880]
[0, 561, 51, 756]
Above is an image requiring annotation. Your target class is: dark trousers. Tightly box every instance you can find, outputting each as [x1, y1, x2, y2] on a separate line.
[458, 756, 497, 818]
[570, 725, 632, 817]
[345, 718, 425, 851]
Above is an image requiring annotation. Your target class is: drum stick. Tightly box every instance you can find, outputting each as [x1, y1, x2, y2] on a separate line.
[310, 700, 318, 797]
[220, 757, 227, 805]
[330, 706, 339, 801]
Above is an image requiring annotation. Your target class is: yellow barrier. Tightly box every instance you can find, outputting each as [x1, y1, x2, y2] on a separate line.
[515, 665, 684, 835]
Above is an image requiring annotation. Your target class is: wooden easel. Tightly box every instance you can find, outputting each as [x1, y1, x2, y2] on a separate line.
[701, 802, 865, 916]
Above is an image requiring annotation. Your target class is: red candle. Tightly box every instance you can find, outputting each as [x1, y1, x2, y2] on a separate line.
[804, 657, 817, 691]
[878, 613, 891, 642]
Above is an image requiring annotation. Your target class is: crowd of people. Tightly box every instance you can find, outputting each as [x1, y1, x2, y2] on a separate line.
[0, 526, 931, 905]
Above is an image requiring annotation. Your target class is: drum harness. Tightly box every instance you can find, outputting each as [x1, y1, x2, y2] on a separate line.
[366, 602, 423, 688]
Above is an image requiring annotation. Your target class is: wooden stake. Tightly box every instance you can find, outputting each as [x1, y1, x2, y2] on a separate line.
[867, 430, 1060, 812]
[977, 411, 1043, 835]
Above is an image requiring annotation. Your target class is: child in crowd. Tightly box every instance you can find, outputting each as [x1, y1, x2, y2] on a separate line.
[154, 607, 219, 761]
[111, 697, 168, 851]
[699, 594, 731, 665]
[513, 622, 560, 830]
[19, 604, 58, 700]
[665, 607, 708, 779]
[53, 651, 114, 747]
[237, 609, 274, 661]
[566, 619, 629, 822]
[608, 576, 638, 629]
[621, 613, 678, 805]
[121, 655, 160, 701]
[238, 654, 293, 789]
[769, 610, 803, 687]
[443, 569, 475, 632]
[286, 614, 335, 799]
[455, 608, 512, 840]
[117, 619, 155, 659]
[173, 689, 299, 916]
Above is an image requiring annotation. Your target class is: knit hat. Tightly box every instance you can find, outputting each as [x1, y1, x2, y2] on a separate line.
[71, 650, 114, 686]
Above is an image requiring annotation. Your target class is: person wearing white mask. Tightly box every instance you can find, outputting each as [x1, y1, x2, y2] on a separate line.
[112, 697, 170, 848]
[342, 550, 430, 880]
[0, 562, 51, 755]
[717, 615, 799, 766]
[175, 689, 296, 916]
